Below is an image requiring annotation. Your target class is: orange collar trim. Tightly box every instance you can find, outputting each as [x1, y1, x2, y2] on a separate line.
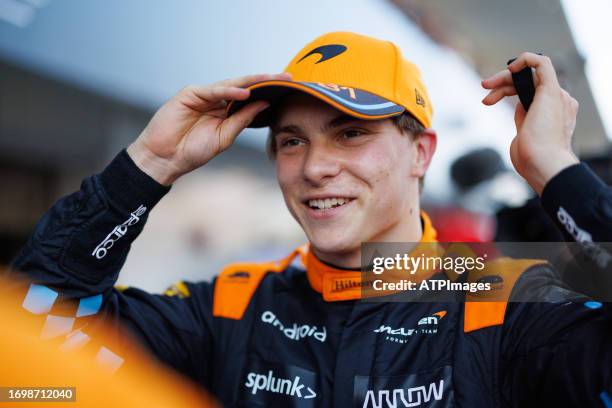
[298, 211, 439, 302]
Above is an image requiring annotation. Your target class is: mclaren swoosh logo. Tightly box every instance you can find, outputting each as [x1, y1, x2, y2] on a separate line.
[298, 44, 347, 64]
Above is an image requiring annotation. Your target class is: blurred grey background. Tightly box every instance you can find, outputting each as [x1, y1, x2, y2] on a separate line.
[1, 0, 610, 291]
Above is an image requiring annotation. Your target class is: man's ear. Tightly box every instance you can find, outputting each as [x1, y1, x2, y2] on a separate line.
[411, 128, 437, 178]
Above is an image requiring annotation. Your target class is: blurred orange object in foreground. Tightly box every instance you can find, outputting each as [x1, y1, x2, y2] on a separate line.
[0, 272, 217, 408]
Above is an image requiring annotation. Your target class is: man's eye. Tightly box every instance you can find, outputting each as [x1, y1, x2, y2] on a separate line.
[280, 137, 303, 147]
[342, 129, 365, 138]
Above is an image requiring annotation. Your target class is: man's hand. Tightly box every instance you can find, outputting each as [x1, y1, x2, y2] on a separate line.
[481, 53, 579, 194]
[127, 73, 291, 185]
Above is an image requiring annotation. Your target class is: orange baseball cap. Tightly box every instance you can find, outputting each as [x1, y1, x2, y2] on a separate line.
[227, 31, 433, 128]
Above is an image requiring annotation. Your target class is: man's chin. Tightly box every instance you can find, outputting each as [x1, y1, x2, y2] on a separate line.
[299, 218, 364, 257]
[307, 235, 361, 260]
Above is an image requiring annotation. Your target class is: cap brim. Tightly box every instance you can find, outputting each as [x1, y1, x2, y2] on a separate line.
[226, 80, 404, 128]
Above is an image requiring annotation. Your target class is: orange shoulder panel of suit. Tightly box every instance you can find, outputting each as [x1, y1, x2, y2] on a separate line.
[213, 250, 300, 320]
[463, 257, 547, 333]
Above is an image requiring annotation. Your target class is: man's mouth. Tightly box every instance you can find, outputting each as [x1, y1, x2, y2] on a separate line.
[306, 197, 354, 211]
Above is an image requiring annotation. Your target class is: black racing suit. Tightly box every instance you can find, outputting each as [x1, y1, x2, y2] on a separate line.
[541, 163, 612, 243]
[10, 150, 612, 407]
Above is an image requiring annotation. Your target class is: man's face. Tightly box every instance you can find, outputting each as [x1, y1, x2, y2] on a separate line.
[273, 93, 434, 259]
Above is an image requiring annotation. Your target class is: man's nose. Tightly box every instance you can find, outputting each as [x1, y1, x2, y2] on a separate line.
[302, 143, 342, 185]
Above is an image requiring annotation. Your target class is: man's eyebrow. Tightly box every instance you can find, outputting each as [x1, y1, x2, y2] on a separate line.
[321, 114, 366, 132]
[271, 124, 302, 137]
[272, 114, 365, 136]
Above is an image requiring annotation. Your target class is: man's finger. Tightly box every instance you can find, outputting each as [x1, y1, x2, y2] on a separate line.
[181, 86, 250, 109]
[206, 86, 251, 102]
[507, 52, 559, 87]
[217, 101, 270, 150]
[206, 107, 228, 119]
[482, 85, 516, 105]
[218, 72, 292, 89]
[482, 67, 541, 90]
[205, 100, 227, 111]
[482, 69, 512, 89]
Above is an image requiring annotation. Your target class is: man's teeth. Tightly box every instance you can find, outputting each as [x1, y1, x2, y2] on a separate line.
[308, 198, 349, 210]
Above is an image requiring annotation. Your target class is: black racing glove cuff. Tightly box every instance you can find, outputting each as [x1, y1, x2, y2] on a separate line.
[541, 163, 607, 241]
[100, 149, 170, 211]
[542, 163, 605, 204]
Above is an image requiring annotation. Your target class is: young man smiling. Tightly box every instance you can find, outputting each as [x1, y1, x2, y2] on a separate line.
[269, 93, 434, 267]
[11, 32, 611, 407]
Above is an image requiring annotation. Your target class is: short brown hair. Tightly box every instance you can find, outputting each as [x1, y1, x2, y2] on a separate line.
[392, 113, 426, 192]
[392, 112, 426, 139]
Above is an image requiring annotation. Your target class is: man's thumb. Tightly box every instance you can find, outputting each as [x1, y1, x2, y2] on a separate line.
[514, 103, 527, 129]
[218, 101, 270, 150]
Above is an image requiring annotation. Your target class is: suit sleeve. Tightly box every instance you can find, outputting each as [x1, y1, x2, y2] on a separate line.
[500, 265, 612, 407]
[9, 150, 215, 384]
[541, 163, 612, 243]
